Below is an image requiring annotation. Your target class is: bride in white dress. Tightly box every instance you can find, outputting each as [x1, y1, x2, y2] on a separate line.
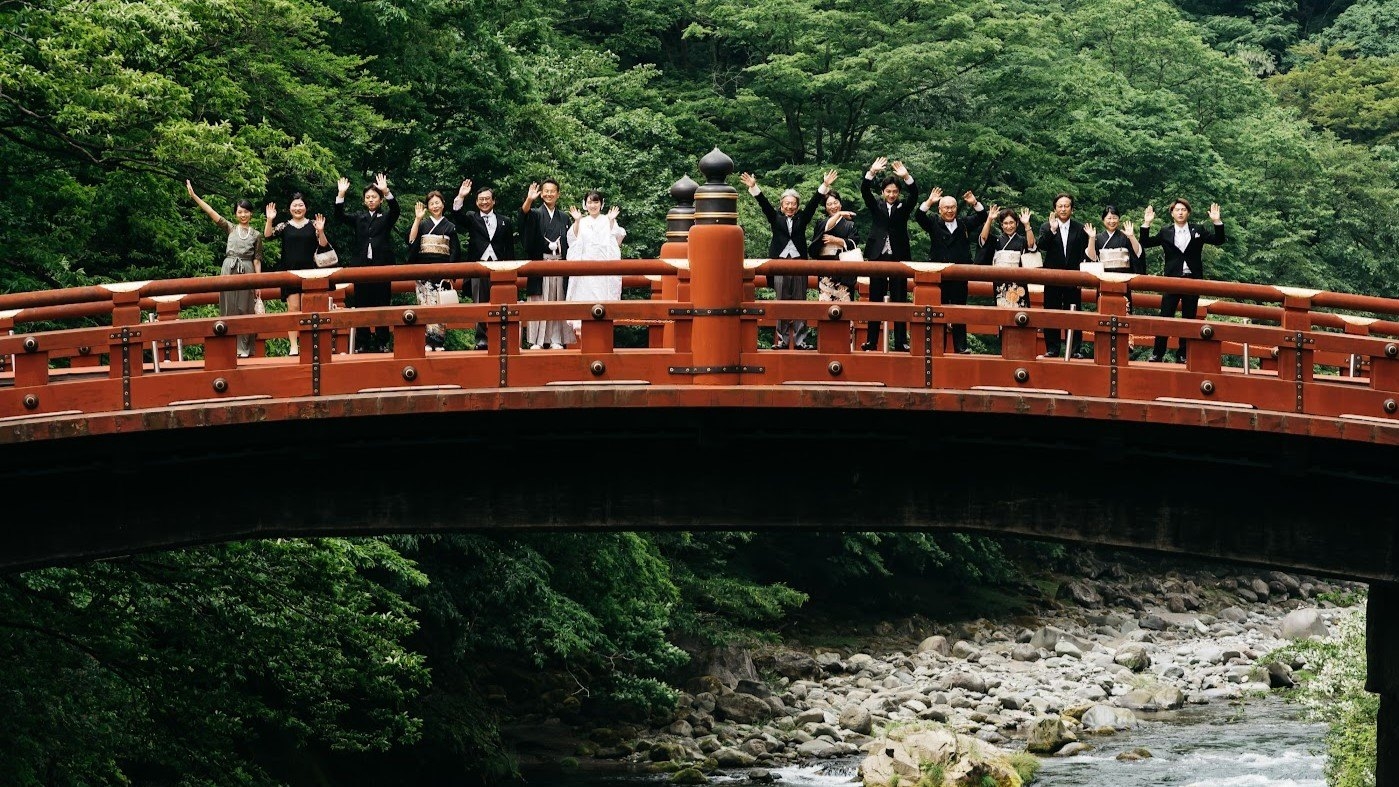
[564, 190, 626, 334]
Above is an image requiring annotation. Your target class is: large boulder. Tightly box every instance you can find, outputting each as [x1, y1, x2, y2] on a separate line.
[1117, 684, 1186, 712]
[1058, 579, 1104, 608]
[1026, 716, 1078, 754]
[1113, 644, 1151, 673]
[696, 645, 759, 689]
[1080, 704, 1139, 730]
[917, 635, 951, 656]
[715, 692, 773, 724]
[1280, 609, 1330, 640]
[839, 705, 874, 735]
[859, 723, 1024, 787]
[763, 649, 823, 680]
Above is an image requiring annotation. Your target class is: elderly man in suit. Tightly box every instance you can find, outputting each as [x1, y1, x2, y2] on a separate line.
[916, 187, 988, 353]
[740, 169, 836, 349]
[1140, 199, 1225, 362]
[453, 180, 516, 350]
[1036, 193, 1098, 359]
[334, 173, 400, 352]
[860, 157, 920, 351]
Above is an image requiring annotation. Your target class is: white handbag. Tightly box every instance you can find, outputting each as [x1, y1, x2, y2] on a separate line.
[1099, 247, 1132, 271]
[1019, 251, 1043, 269]
[436, 279, 460, 305]
[838, 248, 864, 262]
[313, 247, 339, 268]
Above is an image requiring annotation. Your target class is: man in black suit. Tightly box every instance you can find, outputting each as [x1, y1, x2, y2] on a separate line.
[1036, 193, 1097, 359]
[453, 180, 516, 350]
[740, 169, 835, 349]
[334, 173, 400, 352]
[1140, 199, 1225, 362]
[860, 157, 920, 351]
[915, 188, 988, 353]
[520, 179, 572, 349]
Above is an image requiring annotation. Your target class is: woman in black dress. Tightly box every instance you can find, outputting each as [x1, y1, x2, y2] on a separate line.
[809, 187, 860, 303]
[264, 193, 331, 355]
[406, 190, 461, 350]
[977, 206, 1038, 308]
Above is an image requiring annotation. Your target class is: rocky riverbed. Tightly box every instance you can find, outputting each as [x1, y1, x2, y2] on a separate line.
[516, 559, 1360, 785]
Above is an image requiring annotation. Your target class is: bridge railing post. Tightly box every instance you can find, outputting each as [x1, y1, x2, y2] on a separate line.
[1092, 276, 1132, 368]
[660, 176, 697, 352]
[103, 284, 146, 383]
[687, 148, 744, 385]
[1277, 288, 1319, 386]
[298, 274, 333, 367]
[911, 266, 948, 358]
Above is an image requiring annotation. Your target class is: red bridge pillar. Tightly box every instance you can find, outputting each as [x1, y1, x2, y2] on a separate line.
[688, 148, 744, 385]
[660, 176, 697, 351]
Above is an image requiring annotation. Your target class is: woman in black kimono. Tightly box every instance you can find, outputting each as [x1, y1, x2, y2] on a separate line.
[407, 190, 461, 351]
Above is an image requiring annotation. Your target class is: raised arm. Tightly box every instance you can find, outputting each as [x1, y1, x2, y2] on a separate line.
[1085, 222, 1098, 261]
[186, 180, 224, 225]
[1206, 203, 1225, 245]
[1138, 205, 1162, 248]
[891, 161, 918, 218]
[263, 203, 278, 238]
[1020, 208, 1037, 251]
[334, 177, 352, 226]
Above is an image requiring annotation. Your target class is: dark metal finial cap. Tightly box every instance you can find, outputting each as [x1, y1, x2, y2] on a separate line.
[670, 175, 699, 206]
[698, 148, 734, 185]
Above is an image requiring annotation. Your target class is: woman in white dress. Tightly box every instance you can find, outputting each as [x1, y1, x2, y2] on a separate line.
[564, 190, 627, 335]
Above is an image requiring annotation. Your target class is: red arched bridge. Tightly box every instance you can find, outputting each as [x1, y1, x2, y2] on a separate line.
[3, 161, 1399, 587]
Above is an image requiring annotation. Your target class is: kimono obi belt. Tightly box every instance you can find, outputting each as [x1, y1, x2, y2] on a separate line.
[1100, 247, 1131, 271]
[420, 235, 451, 258]
[992, 250, 1022, 267]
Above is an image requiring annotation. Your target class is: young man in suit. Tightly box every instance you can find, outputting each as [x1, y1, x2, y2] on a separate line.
[1140, 199, 1225, 362]
[1036, 193, 1097, 359]
[740, 169, 835, 349]
[520, 179, 572, 349]
[860, 157, 920, 351]
[915, 188, 988, 353]
[334, 173, 400, 352]
[453, 180, 516, 350]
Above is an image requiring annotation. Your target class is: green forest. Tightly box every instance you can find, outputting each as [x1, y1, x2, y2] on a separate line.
[1, 0, 1394, 783]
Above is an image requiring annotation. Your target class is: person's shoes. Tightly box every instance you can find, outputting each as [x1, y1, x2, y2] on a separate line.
[796, 342, 813, 350]
[897, 342, 911, 352]
[958, 348, 973, 354]
[549, 343, 564, 349]
[1174, 355, 1186, 364]
[861, 342, 876, 351]
[1071, 351, 1085, 359]
[1040, 352, 1059, 359]
[475, 340, 488, 350]
[773, 341, 788, 350]
[288, 350, 299, 357]
[529, 343, 543, 350]
[1148, 355, 1164, 363]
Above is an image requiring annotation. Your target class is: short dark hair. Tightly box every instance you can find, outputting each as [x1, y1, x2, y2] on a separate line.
[1101, 205, 1119, 220]
[476, 186, 496, 200]
[1054, 192, 1074, 207]
[235, 199, 255, 213]
[289, 192, 306, 205]
[363, 184, 384, 198]
[1169, 198, 1192, 215]
[584, 189, 604, 204]
[425, 190, 445, 206]
[880, 176, 901, 191]
[541, 178, 560, 191]
[825, 189, 842, 204]
[996, 209, 1022, 234]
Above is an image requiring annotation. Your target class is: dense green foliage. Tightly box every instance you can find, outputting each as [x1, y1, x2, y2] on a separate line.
[2, 0, 1391, 782]
[1271, 602, 1377, 787]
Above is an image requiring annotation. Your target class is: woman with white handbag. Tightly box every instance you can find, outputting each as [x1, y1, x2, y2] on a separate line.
[264, 194, 332, 355]
[977, 206, 1038, 309]
[809, 188, 860, 303]
[407, 191, 461, 351]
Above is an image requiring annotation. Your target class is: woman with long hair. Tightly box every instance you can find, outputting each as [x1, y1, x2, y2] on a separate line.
[187, 180, 264, 358]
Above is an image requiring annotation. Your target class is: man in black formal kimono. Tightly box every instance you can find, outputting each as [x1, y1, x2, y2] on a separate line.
[740, 169, 835, 349]
[1140, 199, 1226, 362]
[334, 173, 400, 352]
[520, 179, 572, 348]
[453, 180, 516, 350]
[1036, 193, 1097, 359]
[860, 157, 920, 351]
[915, 188, 988, 353]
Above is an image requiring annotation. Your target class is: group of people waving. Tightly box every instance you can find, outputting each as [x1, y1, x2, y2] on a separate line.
[186, 160, 1224, 363]
[743, 158, 1225, 361]
[187, 175, 625, 355]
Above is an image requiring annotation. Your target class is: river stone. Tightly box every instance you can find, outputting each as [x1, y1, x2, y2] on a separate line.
[846, 653, 875, 672]
[797, 739, 839, 758]
[1081, 704, 1138, 730]
[667, 720, 693, 737]
[1027, 716, 1078, 754]
[1237, 587, 1259, 603]
[748, 769, 775, 784]
[1139, 614, 1167, 631]
[859, 726, 1023, 787]
[1266, 661, 1296, 688]
[1250, 578, 1271, 598]
[1057, 741, 1093, 757]
[1012, 644, 1042, 662]
[1114, 644, 1151, 672]
[951, 640, 979, 659]
[1117, 747, 1153, 761]
[716, 693, 773, 724]
[714, 747, 757, 767]
[1054, 640, 1083, 659]
[839, 705, 873, 735]
[794, 708, 826, 725]
[1059, 579, 1104, 608]
[766, 650, 822, 680]
[669, 767, 708, 785]
[1118, 684, 1186, 711]
[1280, 609, 1330, 640]
[942, 672, 988, 694]
[917, 635, 951, 656]
[814, 651, 843, 670]
[1219, 606, 1247, 623]
[698, 645, 759, 689]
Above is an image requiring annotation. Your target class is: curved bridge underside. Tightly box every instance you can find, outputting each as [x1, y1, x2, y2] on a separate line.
[6, 385, 1397, 580]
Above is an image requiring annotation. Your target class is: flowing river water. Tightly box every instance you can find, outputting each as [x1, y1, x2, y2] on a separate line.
[538, 694, 1326, 787]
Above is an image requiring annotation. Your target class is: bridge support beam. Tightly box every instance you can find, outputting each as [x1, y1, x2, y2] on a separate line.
[1369, 581, 1399, 783]
[688, 148, 743, 385]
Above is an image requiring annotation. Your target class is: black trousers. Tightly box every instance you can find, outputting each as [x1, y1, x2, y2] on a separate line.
[866, 265, 908, 348]
[1154, 291, 1199, 359]
[943, 280, 968, 352]
[352, 281, 391, 351]
[1043, 284, 1082, 355]
[472, 276, 490, 348]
